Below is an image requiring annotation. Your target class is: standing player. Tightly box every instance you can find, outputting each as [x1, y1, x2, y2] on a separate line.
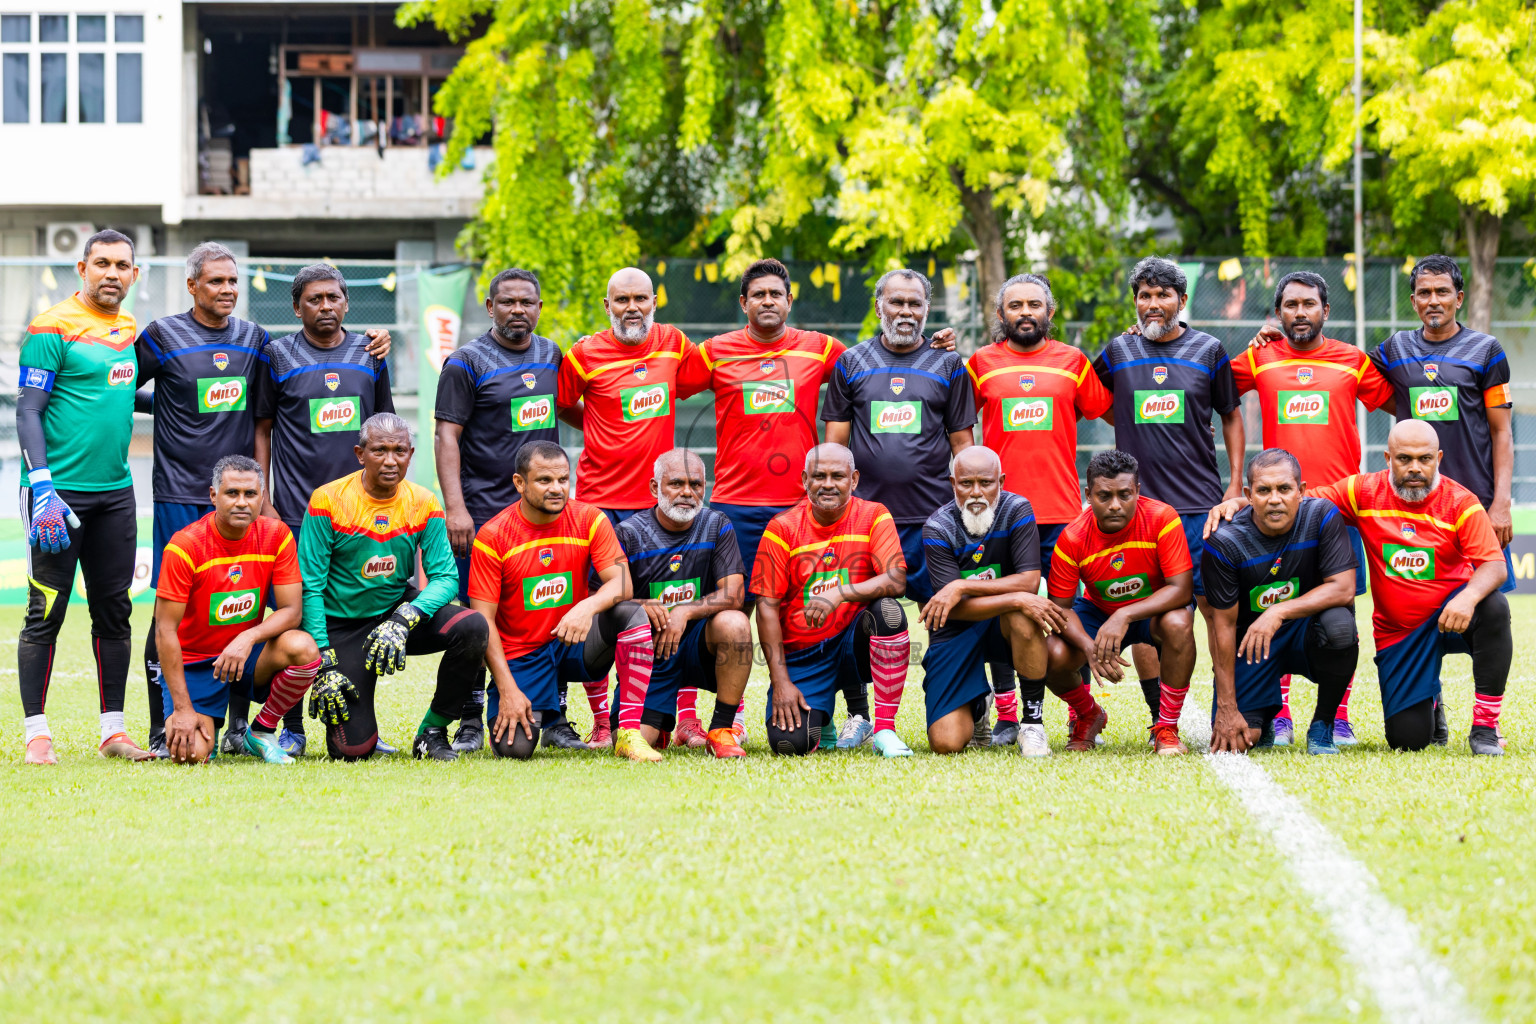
[433, 267, 588, 753]
[298, 414, 488, 761]
[136, 243, 389, 758]
[1095, 257, 1243, 726]
[467, 440, 663, 762]
[254, 263, 395, 756]
[1202, 450, 1360, 756]
[753, 444, 913, 757]
[1045, 450, 1197, 755]
[612, 448, 751, 758]
[966, 273, 1113, 744]
[919, 447, 1068, 755]
[155, 456, 322, 764]
[16, 229, 151, 764]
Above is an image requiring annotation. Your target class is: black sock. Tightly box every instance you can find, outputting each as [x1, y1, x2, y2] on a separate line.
[709, 699, 736, 731]
[143, 631, 165, 731]
[989, 661, 1016, 697]
[18, 640, 55, 717]
[459, 666, 487, 721]
[845, 683, 870, 720]
[1312, 676, 1349, 725]
[283, 702, 305, 734]
[1020, 677, 1046, 725]
[94, 637, 130, 714]
[1139, 677, 1161, 720]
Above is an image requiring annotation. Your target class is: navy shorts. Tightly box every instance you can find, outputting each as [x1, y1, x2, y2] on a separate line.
[1178, 514, 1207, 597]
[598, 507, 643, 528]
[769, 621, 867, 724]
[1373, 589, 1474, 719]
[641, 618, 717, 712]
[896, 522, 934, 604]
[160, 642, 266, 722]
[492, 637, 604, 718]
[1346, 525, 1367, 596]
[921, 619, 1010, 726]
[714, 502, 792, 594]
[151, 502, 215, 588]
[1038, 523, 1069, 582]
[1229, 616, 1327, 716]
[1072, 596, 1159, 650]
[453, 512, 494, 604]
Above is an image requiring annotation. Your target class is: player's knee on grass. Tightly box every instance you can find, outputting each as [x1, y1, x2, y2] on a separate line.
[766, 709, 829, 756]
[928, 700, 981, 754]
[1384, 698, 1436, 751]
[1311, 605, 1358, 651]
[326, 685, 380, 761]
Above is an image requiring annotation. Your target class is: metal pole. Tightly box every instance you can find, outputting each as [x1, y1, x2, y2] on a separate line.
[1354, 0, 1368, 471]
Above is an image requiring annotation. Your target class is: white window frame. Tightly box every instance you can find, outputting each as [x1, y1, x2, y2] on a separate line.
[0, 12, 145, 124]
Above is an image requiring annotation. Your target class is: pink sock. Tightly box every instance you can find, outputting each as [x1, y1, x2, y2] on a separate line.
[1473, 692, 1503, 729]
[869, 632, 909, 733]
[676, 687, 699, 724]
[1157, 681, 1189, 727]
[253, 656, 321, 730]
[995, 689, 1019, 724]
[614, 626, 654, 730]
[1278, 674, 1293, 720]
[582, 679, 610, 718]
[1336, 679, 1353, 722]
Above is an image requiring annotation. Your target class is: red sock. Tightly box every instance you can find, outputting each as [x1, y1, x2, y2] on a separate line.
[583, 679, 610, 718]
[1061, 683, 1100, 721]
[253, 656, 321, 730]
[1278, 674, 1293, 720]
[1157, 680, 1189, 727]
[1336, 678, 1353, 722]
[1473, 692, 1503, 729]
[676, 687, 699, 724]
[869, 632, 909, 733]
[994, 689, 1019, 723]
[614, 626, 654, 730]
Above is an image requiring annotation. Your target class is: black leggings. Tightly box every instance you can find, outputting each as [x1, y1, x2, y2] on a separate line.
[1384, 591, 1511, 751]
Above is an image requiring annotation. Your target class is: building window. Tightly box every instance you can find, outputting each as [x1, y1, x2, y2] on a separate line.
[1, 15, 30, 43]
[39, 14, 67, 43]
[77, 13, 104, 43]
[3, 53, 26, 122]
[40, 51, 65, 121]
[78, 49, 102, 121]
[2, 12, 143, 123]
[114, 14, 141, 43]
[116, 51, 138, 122]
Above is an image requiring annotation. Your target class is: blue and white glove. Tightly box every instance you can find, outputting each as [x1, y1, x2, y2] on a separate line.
[27, 470, 79, 555]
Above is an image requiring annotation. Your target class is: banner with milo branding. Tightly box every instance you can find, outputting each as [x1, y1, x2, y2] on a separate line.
[415, 266, 474, 492]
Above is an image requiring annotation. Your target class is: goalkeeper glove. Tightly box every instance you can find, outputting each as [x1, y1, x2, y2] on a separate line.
[27, 470, 80, 555]
[308, 648, 360, 725]
[363, 602, 422, 676]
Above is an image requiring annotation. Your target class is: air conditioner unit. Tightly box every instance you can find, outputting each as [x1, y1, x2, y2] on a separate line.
[127, 224, 156, 257]
[46, 223, 97, 260]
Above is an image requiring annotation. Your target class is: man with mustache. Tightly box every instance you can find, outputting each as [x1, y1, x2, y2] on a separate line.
[433, 268, 589, 754]
[252, 263, 396, 756]
[965, 273, 1114, 747]
[1229, 272, 1394, 747]
[610, 448, 751, 757]
[820, 268, 975, 747]
[15, 229, 152, 764]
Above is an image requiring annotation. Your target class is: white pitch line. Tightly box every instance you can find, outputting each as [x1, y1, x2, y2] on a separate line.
[1180, 698, 1479, 1024]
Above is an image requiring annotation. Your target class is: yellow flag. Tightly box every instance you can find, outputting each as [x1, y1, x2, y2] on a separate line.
[693, 263, 702, 281]
[1217, 258, 1243, 282]
[1402, 255, 1416, 275]
[810, 266, 824, 288]
[942, 268, 958, 290]
[656, 283, 668, 308]
[380, 272, 397, 293]
[656, 260, 667, 277]
[1344, 264, 1357, 292]
[40, 266, 57, 290]
[251, 269, 267, 293]
[927, 258, 936, 277]
[704, 262, 719, 283]
[790, 281, 800, 299]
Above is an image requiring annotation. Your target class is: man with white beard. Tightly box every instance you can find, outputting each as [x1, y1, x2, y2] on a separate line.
[612, 448, 753, 757]
[918, 447, 1068, 755]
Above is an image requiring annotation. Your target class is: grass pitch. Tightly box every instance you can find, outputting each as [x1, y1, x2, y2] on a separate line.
[1, 598, 1531, 1022]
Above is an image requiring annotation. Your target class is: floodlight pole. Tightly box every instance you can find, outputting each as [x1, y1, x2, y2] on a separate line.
[1353, 0, 1368, 472]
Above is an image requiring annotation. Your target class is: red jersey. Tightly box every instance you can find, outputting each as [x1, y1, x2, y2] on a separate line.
[1048, 497, 1192, 614]
[158, 514, 301, 661]
[697, 328, 846, 505]
[1231, 337, 1395, 486]
[556, 324, 709, 509]
[1311, 472, 1502, 646]
[751, 497, 905, 651]
[468, 499, 626, 659]
[968, 340, 1113, 523]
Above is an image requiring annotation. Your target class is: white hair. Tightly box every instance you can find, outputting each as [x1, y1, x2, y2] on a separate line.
[652, 447, 704, 480]
[358, 412, 413, 446]
[186, 241, 239, 281]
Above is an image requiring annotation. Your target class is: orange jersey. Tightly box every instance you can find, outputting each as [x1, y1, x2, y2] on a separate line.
[968, 340, 1113, 523]
[556, 324, 709, 509]
[1311, 472, 1502, 646]
[751, 497, 905, 650]
[698, 328, 846, 505]
[158, 515, 301, 661]
[1230, 337, 1395, 486]
[468, 499, 626, 659]
[1048, 497, 1192, 614]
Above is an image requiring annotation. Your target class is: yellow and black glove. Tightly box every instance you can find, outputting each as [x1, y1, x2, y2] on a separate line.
[308, 647, 360, 725]
[363, 602, 422, 676]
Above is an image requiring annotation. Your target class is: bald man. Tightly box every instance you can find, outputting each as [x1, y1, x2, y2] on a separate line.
[1211, 419, 1510, 754]
[918, 448, 1067, 755]
[753, 444, 914, 756]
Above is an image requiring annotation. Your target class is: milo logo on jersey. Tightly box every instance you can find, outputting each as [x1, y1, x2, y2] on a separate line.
[309, 396, 361, 433]
[1409, 387, 1458, 421]
[621, 384, 671, 421]
[1249, 578, 1301, 612]
[1133, 390, 1184, 424]
[209, 588, 261, 626]
[804, 568, 850, 604]
[651, 578, 701, 607]
[1002, 396, 1053, 430]
[1094, 574, 1150, 603]
[511, 395, 555, 431]
[1277, 390, 1328, 424]
[197, 376, 247, 413]
[1383, 543, 1436, 580]
[743, 379, 794, 415]
[106, 361, 136, 387]
[361, 554, 398, 579]
[523, 572, 575, 610]
[961, 564, 1001, 581]
[871, 401, 921, 433]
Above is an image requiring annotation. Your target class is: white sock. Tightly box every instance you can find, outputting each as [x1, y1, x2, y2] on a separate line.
[24, 714, 49, 744]
[100, 710, 125, 743]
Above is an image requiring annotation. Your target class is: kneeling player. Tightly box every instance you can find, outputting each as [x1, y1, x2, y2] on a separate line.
[612, 448, 750, 757]
[155, 456, 321, 764]
[755, 444, 913, 757]
[299, 414, 489, 761]
[1203, 450, 1359, 755]
[920, 447, 1068, 755]
[1045, 450, 1196, 755]
[469, 441, 663, 762]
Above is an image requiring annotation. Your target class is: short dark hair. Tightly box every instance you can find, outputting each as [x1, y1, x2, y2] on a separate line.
[489, 267, 540, 299]
[1129, 256, 1187, 299]
[1086, 449, 1139, 488]
[83, 228, 135, 262]
[291, 263, 348, 306]
[1272, 271, 1328, 311]
[1247, 448, 1302, 485]
[1409, 254, 1463, 294]
[740, 258, 791, 298]
[211, 454, 263, 492]
[515, 440, 568, 478]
